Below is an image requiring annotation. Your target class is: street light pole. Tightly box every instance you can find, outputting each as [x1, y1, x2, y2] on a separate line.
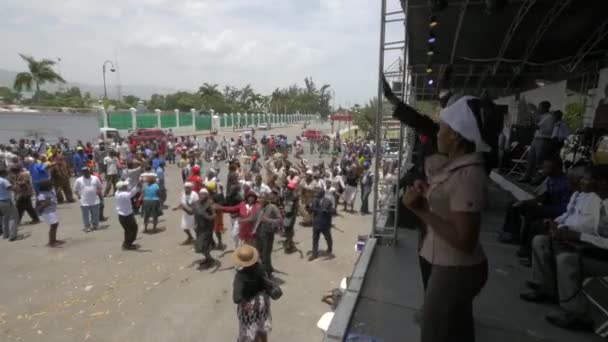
[102, 60, 116, 100]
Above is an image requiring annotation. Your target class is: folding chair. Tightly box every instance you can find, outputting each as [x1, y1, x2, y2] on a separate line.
[507, 144, 531, 178]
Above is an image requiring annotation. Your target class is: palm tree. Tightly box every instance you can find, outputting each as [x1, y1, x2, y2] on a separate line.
[13, 54, 65, 101]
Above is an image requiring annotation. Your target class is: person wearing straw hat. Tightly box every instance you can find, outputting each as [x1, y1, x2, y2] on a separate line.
[114, 180, 140, 250]
[172, 182, 199, 245]
[402, 96, 501, 342]
[232, 245, 272, 342]
[193, 188, 216, 266]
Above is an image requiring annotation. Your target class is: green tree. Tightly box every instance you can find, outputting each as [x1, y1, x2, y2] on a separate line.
[13, 54, 65, 101]
[123, 95, 140, 107]
[0, 86, 20, 104]
[148, 94, 166, 110]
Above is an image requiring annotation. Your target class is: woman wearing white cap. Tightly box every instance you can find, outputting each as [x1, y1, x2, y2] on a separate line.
[402, 96, 501, 342]
[172, 182, 199, 245]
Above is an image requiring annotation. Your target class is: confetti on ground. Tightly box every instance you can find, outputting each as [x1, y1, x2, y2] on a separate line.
[84, 285, 94, 292]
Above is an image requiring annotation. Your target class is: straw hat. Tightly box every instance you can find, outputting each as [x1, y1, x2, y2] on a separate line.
[232, 245, 259, 268]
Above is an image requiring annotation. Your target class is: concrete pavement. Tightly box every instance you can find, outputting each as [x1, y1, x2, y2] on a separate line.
[0, 123, 371, 342]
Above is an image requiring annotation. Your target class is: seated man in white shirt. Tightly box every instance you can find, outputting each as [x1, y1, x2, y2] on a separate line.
[521, 165, 608, 331]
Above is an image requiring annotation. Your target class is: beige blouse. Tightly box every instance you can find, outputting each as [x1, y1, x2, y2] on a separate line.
[419, 153, 487, 266]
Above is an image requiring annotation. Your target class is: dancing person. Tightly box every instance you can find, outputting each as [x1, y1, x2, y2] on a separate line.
[193, 188, 216, 266]
[36, 180, 63, 247]
[308, 189, 335, 261]
[0, 168, 19, 241]
[73, 167, 102, 232]
[359, 162, 374, 215]
[207, 181, 226, 250]
[402, 96, 500, 342]
[173, 182, 198, 245]
[343, 164, 358, 213]
[281, 181, 299, 253]
[103, 151, 120, 196]
[114, 181, 140, 250]
[255, 191, 282, 277]
[298, 170, 317, 226]
[9, 165, 39, 224]
[141, 173, 161, 232]
[220, 191, 262, 246]
[226, 184, 244, 249]
[232, 245, 272, 342]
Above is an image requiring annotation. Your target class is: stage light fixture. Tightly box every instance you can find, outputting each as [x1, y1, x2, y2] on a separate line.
[427, 47, 435, 56]
[430, 16, 438, 28]
[428, 33, 436, 44]
[427, 78, 435, 86]
[426, 65, 433, 74]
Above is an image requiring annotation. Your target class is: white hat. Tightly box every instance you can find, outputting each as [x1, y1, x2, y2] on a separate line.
[305, 169, 313, 175]
[116, 181, 129, 189]
[199, 188, 209, 195]
[439, 96, 490, 152]
[184, 182, 194, 188]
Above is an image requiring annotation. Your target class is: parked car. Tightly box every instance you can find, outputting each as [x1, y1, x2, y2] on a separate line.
[301, 129, 324, 140]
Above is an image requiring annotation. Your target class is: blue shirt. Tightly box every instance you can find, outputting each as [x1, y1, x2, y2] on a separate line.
[72, 153, 86, 173]
[152, 158, 164, 170]
[545, 175, 571, 217]
[0, 177, 12, 200]
[143, 183, 160, 201]
[30, 162, 50, 183]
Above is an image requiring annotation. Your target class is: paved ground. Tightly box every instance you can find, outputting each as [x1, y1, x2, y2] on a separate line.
[0, 123, 372, 342]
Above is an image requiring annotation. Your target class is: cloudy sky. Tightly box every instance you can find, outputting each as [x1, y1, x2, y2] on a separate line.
[0, 0, 405, 106]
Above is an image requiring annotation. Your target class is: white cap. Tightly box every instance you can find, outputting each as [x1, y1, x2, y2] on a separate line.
[184, 182, 194, 188]
[306, 169, 313, 175]
[439, 96, 490, 152]
[199, 188, 209, 195]
[116, 181, 129, 189]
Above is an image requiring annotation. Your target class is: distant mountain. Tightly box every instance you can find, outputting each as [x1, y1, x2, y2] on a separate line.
[0, 68, 182, 99]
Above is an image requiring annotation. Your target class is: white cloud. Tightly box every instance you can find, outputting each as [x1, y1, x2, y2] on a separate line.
[0, 0, 383, 106]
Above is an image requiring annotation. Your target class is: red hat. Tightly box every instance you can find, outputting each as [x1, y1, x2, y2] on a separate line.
[192, 165, 200, 173]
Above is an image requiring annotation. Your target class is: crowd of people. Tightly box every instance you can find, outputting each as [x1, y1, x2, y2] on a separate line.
[0, 126, 377, 342]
